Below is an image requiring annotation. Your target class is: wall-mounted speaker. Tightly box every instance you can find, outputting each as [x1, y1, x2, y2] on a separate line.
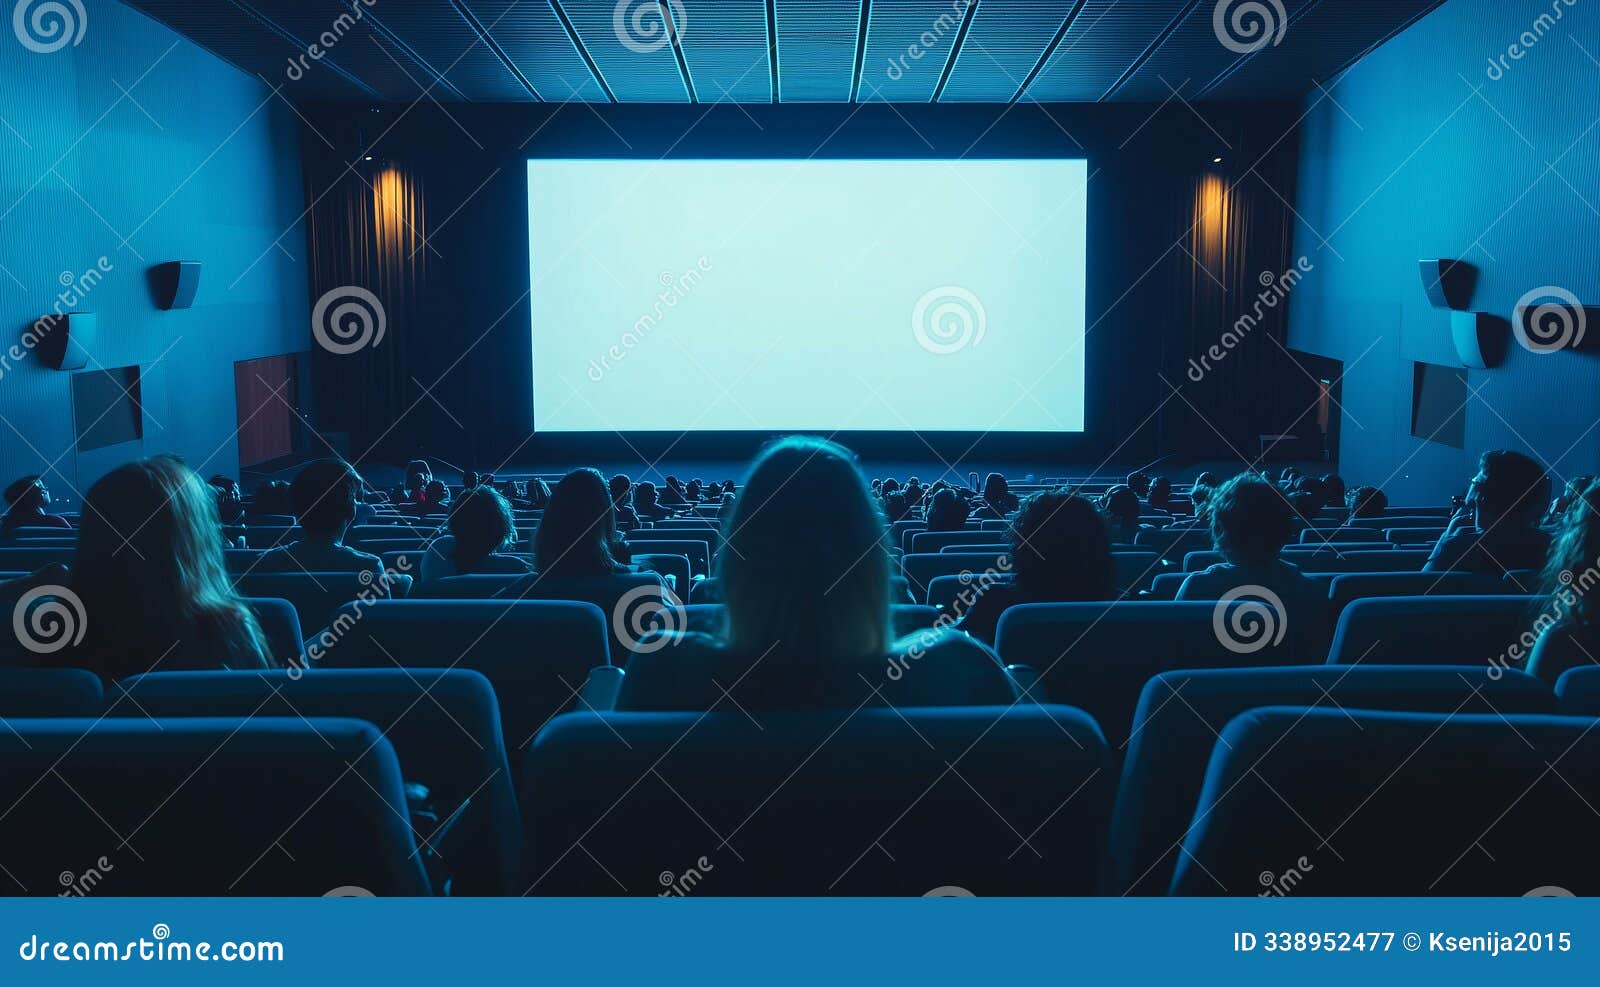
[31, 312, 96, 371]
[149, 261, 201, 310]
[1420, 259, 1477, 310]
[1450, 311, 1507, 369]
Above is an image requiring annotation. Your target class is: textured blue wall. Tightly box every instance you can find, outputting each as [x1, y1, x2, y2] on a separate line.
[1289, 0, 1600, 503]
[0, 0, 306, 504]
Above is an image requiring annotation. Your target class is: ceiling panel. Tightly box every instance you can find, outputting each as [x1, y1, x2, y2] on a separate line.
[856, 0, 973, 103]
[556, 0, 690, 102]
[1204, 0, 1449, 100]
[939, 0, 1080, 103]
[1112, 0, 1319, 102]
[775, 0, 862, 102]
[678, 0, 773, 103]
[461, 0, 608, 102]
[113, 0, 1456, 104]
[365, 0, 533, 101]
[244, 0, 435, 100]
[120, 0, 372, 99]
[1024, 0, 1191, 103]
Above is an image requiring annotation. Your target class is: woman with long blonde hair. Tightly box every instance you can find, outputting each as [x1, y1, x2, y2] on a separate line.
[616, 436, 1013, 710]
[69, 456, 270, 679]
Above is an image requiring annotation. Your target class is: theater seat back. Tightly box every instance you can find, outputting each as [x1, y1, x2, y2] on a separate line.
[525, 706, 1112, 895]
[1326, 571, 1512, 621]
[1172, 708, 1600, 895]
[0, 667, 103, 716]
[1110, 666, 1556, 896]
[316, 599, 609, 761]
[116, 668, 520, 895]
[997, 602, 1309, 748]
[0, 718, 429, 895]
[1327, 595, 1537, 666]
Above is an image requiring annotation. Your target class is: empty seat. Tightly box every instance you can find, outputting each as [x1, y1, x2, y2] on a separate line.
[0, 667, 103, 716]
[525, 706, 1113, 895]
[0, 546, 72, 571]
[116, 668, 520, 895]
[1555, 666, 1600, 714]
[0, 718, 429, 895]
[1171, 708, 1600, 895]
[996, 602, 1309, 748]
[1326, 571, 1513, 621]
[1327, 595, 1536, 666]
[243, 526, 299, 549]
[317, 599, 610, 762]
[1110, 666, 1557, 895]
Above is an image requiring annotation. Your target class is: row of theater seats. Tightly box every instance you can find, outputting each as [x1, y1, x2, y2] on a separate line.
[5, 663, 1598, 895]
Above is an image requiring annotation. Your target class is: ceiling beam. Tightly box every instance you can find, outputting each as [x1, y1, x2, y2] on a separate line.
[1008, 0, 1088, 104]
[447, 0, 543, 99]
[547, 0, 617, 102]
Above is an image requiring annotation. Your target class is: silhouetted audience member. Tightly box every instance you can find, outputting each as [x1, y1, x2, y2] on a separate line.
[1126, 471, 1152, 498]
[661, 476, 688, 507]
[1102, 485, 1147, 543]
[1177, 474, 1326, 657]
[421, 486, 530, 581]
[610, 474, 639, 528]
[1146, 476, 1173, 513]
[957, 491, 1115, 644]
[634, 481, 671, 521]
[686, 479, 704, 503]
[68, 456, 270, 679]
[1546, 475, 1596, 526]
[247, 480, 293, 520]
[1529, 479, 1600, 684]
[980, 473, 1019, 517]
[209, 475, 246, 525]
[1320, 474, 1347, 510]
[532, 469, 639, 578]
[925, 487, 969, 532]
[1, 475, 70, 530]
[882, 492, 910, 524]
[398, 459, 431, 505]
[1426, 450, 1551, 575]
[253, 459, 383, 581]
[616, 436, 1014, 711]
[1346, 485, 1388, 520]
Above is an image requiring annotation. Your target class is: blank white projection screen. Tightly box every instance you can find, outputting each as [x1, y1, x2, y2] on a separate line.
[527, 159, 1087, 432]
